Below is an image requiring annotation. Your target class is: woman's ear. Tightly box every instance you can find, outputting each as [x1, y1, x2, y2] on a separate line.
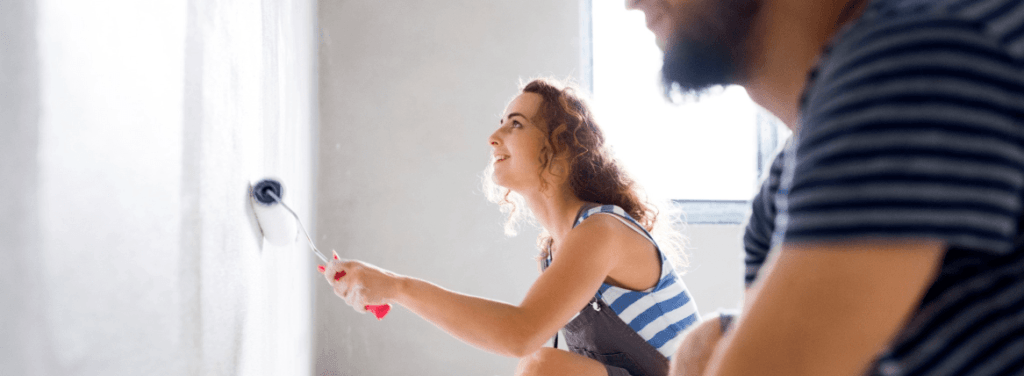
[551, 164, 566, 176]
[548, 154, 571, 177]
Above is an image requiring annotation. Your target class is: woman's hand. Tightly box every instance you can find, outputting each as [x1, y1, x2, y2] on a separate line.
[319, 250, 402, 314]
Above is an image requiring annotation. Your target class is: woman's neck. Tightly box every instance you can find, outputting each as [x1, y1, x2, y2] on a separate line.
[521, 185, 586, 251]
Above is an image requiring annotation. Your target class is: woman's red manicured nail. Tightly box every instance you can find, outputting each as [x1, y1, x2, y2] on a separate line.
[333, 254, 339, 260]
[317, 265, 326, 273]
[334, 270, 346, 281]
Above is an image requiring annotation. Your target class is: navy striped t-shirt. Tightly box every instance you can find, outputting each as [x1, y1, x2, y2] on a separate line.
[744, 0, 1024, 374]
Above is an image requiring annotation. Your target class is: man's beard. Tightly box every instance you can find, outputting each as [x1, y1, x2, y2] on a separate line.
[661, 0, 760, 97]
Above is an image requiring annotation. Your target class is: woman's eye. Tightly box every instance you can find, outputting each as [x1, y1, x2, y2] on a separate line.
[512, 121, 522, 128]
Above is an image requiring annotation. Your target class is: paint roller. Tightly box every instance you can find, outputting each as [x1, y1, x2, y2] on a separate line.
[250, 178, 392, 320]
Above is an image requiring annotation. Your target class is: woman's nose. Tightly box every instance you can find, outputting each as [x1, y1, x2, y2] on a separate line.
[488, 130, 500, 147]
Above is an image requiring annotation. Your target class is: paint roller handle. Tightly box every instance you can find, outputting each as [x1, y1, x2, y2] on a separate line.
[329, 270, 392, 320]
[364, 304, 392, 320]
[259, 187, 331, 264]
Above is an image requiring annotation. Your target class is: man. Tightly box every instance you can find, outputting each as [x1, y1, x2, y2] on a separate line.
[628, 0, 1024, 375]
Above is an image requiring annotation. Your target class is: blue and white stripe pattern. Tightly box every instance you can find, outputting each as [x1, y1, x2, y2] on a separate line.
[576, 205, 700, 359]
[745, 0, 1024, 374]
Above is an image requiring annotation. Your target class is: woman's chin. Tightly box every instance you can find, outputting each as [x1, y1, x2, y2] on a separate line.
[493, 178, 520, 194]
[491, 172, 509, 188]
[494, 179, 515, 192]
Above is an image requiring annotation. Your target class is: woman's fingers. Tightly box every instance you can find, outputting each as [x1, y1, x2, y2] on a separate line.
[333, 281, 352, 301]
[323, 261, 339, 283]
[318, 249, 338, 275]
[321, 259, 389, 318]
[324, 261, 353, 299]
[344, 287, 368, 314]
[323, 260, 350, 282]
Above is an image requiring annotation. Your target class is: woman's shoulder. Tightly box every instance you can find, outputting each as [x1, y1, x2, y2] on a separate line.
[575, 204, 652, 241]
[563, 207, 647, 252]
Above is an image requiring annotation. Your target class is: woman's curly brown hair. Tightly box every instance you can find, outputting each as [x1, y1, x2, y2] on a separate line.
[484, 78, 684, 265]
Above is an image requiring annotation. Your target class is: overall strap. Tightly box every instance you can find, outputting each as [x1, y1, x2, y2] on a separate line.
[547, 203, 599, 349]
[575, 205, 657, 247]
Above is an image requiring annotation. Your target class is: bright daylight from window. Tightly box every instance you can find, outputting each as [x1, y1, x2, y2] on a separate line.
[590, 1, 781, 202]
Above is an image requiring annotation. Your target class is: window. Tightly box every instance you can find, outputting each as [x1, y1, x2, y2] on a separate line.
[585, 0, 789, 224]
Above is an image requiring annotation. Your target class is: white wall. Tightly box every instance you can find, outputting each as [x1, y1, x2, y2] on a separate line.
[315, 1, 581, 375]
[0, 0, 317, 375]
[315, 2, 746, 375]
[0, 0, 46, 373]
[680, 225, 746, 317]
[1, 1, 748, 375]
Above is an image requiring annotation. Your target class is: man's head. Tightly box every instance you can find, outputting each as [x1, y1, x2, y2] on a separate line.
[627, 0, 761, 96]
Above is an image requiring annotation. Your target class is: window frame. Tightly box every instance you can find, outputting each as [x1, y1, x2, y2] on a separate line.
[582, 0, 785, 225]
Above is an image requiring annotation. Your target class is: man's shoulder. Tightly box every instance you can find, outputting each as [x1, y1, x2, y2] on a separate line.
[869, 0, 1016, 24]
[848, 0, 1024, 60]
[804, 0, 1024, 123]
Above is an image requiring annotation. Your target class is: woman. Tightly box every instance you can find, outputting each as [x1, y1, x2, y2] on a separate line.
[321, 78, 700, 376]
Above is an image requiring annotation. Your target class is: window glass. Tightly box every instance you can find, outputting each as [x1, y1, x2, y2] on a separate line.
[591, 1, 765, 201]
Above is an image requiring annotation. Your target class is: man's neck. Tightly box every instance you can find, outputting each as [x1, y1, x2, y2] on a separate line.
[743, 0, 870, 129]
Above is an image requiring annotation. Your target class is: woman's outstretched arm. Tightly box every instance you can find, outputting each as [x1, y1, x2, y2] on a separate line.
[322, 215, 637, 358]
[323, 215, 638, 358]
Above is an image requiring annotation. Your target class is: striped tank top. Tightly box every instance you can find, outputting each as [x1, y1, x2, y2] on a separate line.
[555, 205, 701, 358]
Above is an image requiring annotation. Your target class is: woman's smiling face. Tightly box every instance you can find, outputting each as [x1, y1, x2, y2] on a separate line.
[488, 92, 549, 193]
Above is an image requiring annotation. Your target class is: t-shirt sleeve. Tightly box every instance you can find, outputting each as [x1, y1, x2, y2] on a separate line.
[782, 16, 1024, 255]
[743, 147, 786, 287]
